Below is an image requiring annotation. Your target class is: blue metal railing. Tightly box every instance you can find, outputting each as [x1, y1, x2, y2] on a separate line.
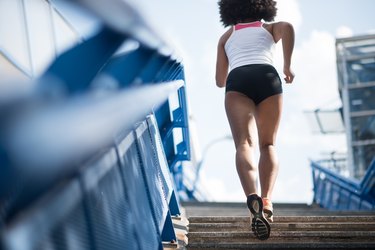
[311, 158, 375, 210]
[0, 0, 194, 249]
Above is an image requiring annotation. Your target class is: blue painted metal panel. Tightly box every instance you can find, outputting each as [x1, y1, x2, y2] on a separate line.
[323, 181, 332, 208]
[146, 115, 181, 216]
[137, 53, 170, 83]
[339, 189, 351, 209]
[116, 130, 161, 250]
[154, 84, 191, 171]
[361, 200, 374, 210]
[348, 195, 361, 210]
[155, 60, 181, 82]
[154, 60, 180, 82]
[79, 148, 137, 250]
[1, 179, 92, 250]
[134, 121, 176, 242]
[156, 101, 176, 168]
[361, 158, 375, 196]
[176, 85, 191, 161]
[313, 172, 325, 205]
[311, 159, 375, 210]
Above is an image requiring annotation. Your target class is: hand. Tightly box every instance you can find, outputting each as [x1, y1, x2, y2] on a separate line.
[283, 67, 295, 84]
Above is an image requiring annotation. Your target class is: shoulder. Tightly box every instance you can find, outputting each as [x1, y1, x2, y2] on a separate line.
[218, 27, 233, 46]
[264, 21, 293, 32]
[272, 21, 294, 30]
[266, 21, 294, 42]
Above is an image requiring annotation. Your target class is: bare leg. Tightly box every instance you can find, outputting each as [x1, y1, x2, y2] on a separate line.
[225, 92, 258, 196]
[255, 94, 283, 199]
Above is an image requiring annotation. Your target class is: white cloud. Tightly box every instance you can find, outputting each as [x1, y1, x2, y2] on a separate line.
[204, 176, 245, 202]
[273, 173, 313, 203]
[285, 30, 341, 110]
[336, 26, 354, 38]
[275, 0, 302, 32]
[366, 29, 375, 35]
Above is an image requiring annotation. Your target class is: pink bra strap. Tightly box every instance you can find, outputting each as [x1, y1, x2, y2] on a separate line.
[235, 21, 262, 31]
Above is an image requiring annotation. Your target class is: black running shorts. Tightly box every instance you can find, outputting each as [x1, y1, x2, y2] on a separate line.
[225, 64, 282, 105]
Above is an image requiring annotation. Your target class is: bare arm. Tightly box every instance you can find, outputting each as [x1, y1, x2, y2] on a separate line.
[215, 28, 232, 88]
[273, 21, 295, 83]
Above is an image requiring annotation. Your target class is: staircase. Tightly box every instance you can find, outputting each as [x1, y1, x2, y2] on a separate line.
[181, 202, 375, 249]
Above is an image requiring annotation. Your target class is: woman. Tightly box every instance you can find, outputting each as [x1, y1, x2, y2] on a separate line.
[215, 0, 295, 240]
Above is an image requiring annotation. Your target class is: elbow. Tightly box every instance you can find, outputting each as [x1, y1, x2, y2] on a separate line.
[215, 71, 227, 88]
[215, 76, 226, 88]
[216, 82, 225, 88]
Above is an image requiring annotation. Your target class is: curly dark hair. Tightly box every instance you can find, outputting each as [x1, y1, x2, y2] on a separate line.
[218, 0, 277, 27]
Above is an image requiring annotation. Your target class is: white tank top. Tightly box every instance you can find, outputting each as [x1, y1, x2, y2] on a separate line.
[224, 21, 275, 70]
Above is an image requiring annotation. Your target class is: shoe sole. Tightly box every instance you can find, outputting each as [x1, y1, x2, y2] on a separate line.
[247, 194, 271, 240]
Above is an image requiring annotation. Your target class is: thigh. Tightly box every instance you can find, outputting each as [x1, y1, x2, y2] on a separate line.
[255, 94, 283, 146]
[225, 91, 257, 148]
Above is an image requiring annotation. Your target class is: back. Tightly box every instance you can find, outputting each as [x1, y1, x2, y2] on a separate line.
[224, 21, 275, 70]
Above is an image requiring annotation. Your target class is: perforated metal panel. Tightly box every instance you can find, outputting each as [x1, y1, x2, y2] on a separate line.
[80, 148, 137, 250]
[146, 115, 181, 216]
[1, 179, 92, 250]
[311, 161, 375, 210]
[134, 122, 169, 234]
[116, 130, 161, 250]
[40, 199, 92, 250]
[146, 116, 173, 199]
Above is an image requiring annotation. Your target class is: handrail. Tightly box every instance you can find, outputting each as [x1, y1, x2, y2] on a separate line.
[311, 160, 360, 190]
[0, 79, 187, 233]
[1, 80, 183, 184]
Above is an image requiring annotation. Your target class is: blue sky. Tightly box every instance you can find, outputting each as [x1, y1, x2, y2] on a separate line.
[135, 0, 375, 203]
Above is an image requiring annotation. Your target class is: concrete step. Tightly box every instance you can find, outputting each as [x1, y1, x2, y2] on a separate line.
[182, 202, 323, 217]
[187, 242, 375, 250]
[188, 216, 375, 232]
[188, 231, 375, 242]
[184, 203, 375, 249]
[182, 201, 375, 217]
[188, 215, 375, 223]
[189, 222, 375, 232]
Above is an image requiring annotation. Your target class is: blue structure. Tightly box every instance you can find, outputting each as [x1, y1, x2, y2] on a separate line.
[311, 159, 375, 210]
[0, 0, 203, 249]
[310, 34, 375, 210]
